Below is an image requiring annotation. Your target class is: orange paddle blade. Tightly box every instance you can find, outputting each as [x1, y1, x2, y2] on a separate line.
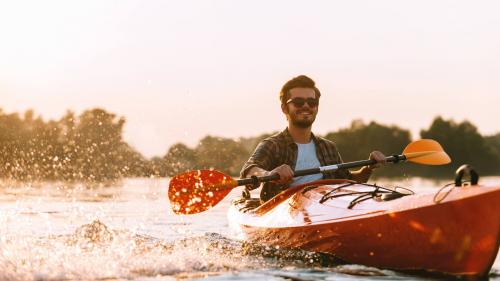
[168, 170, 237, 214]
[402, 139, 451, 165]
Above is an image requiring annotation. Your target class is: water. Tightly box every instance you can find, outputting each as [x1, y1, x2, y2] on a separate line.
[0, 177, 499, 280]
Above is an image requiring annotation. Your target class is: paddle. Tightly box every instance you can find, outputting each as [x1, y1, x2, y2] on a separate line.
[168, 139, 451, 214]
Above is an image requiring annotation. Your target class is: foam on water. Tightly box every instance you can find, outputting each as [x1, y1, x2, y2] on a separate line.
[0, 220, 396, 280]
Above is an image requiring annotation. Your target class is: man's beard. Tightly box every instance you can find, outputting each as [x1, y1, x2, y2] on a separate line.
[290, 111, 316, 128]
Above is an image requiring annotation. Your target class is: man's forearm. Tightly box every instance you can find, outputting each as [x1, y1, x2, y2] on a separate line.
[245, 166, 269, 178]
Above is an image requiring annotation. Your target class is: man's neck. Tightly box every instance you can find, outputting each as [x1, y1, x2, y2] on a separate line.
[288, 124, 312, 144]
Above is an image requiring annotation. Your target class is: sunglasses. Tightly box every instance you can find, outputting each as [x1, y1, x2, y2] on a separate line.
[286, 97, 319, 108]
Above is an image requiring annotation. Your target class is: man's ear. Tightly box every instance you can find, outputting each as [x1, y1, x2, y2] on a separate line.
[281, 103, 288, 115]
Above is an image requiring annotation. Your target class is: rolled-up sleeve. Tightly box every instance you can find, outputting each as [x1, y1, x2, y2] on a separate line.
[240, 140, 275, 178]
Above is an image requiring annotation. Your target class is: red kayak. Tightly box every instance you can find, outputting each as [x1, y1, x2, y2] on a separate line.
[228, 179, 500, 277]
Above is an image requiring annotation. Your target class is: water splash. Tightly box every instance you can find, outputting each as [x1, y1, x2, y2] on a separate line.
[0, 220, 396, 280]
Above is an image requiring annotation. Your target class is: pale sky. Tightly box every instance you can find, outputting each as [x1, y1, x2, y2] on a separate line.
[1, 0, 499, 157]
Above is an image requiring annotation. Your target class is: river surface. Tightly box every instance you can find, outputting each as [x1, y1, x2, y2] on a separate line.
[0, 177, 499, 281]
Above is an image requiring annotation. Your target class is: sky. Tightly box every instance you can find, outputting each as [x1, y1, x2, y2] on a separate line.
[1, 0, 499, 158]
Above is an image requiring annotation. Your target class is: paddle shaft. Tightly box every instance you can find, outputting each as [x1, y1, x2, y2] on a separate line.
[236, 154, 406, 186]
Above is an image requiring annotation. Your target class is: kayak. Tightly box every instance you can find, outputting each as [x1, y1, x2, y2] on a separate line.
[168, 141, 493, 276]
[227, 178, 500, 277]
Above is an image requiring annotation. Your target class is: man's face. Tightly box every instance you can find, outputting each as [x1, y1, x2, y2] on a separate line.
[282, 87, 319, 128]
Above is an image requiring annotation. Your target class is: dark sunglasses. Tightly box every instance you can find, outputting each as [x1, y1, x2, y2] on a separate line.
[286, 97, 319, 108]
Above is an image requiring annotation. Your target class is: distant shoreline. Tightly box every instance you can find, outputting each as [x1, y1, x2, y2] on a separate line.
[1, 108, 498, 183]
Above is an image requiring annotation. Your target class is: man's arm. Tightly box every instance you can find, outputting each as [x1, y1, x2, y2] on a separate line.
[241, 139, 293, 186]
[245, 166, 269, 178]
[245, 165, 294, 185]
[240, 140, 273, 179]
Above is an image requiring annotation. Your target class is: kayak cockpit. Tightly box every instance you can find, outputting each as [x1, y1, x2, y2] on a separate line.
[232, 181, 414, 214]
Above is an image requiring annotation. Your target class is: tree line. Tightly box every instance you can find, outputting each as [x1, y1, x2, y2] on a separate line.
[0, 107, 498, 183]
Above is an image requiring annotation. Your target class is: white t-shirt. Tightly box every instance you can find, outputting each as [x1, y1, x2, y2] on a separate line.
[290, 141, 323, 187]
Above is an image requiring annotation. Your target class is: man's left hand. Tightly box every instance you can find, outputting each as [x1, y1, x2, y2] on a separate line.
[369, 151, 386, 169]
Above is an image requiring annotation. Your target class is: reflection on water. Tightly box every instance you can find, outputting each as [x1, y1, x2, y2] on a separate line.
[0, 177, 498, 280]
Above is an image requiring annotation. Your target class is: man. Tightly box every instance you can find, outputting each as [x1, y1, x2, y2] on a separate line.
[240, 75, 386, 202]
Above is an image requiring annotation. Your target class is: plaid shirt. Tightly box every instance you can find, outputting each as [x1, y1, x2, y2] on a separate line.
[240, 128, 351, 202]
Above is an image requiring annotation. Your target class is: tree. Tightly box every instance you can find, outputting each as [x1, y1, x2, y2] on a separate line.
[237, 132, 277, 154]
[195, 136, 248, 176]
[0, 110, 25, 179]
[163, 143, 197, 177]
[420, 117, 499, 175]
[324, 120, 412, 177]
[71, 108, 127, 181]
[485, 133, 500, 163]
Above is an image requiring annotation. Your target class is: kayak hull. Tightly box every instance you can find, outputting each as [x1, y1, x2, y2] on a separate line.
[228, 184, 500, 277]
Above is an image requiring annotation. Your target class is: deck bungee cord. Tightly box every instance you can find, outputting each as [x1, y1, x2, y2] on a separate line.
[312, 182, 414, 209]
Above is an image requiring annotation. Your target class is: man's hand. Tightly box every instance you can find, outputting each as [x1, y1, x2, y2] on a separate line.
[351, 151, 386, 183]
[266, 164, 294, 184]
[369, 151, 386, 169]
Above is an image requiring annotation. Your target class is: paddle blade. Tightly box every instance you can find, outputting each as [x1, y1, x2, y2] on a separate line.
[168, 170, 237, 215]
[402, 139, 451, 165]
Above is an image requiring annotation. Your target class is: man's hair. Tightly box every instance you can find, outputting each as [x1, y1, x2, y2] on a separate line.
[279, 75, 321, 105]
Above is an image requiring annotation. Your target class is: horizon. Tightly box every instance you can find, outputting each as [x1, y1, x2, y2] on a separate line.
[2, 0, 499, 157]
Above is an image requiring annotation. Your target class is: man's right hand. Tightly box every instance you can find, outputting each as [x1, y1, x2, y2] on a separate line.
[266, 164, 294, 184]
